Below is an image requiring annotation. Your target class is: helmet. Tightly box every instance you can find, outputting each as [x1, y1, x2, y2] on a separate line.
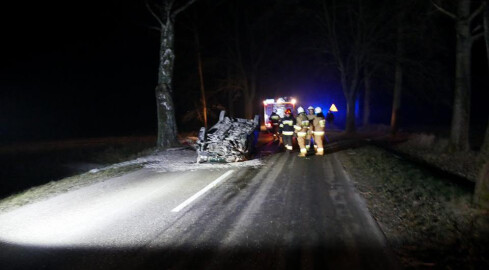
[315, 107, 322, 114]
[308, 106, 314, 110]
[285, 108, 292, 114]
[297, 107, 305, 114]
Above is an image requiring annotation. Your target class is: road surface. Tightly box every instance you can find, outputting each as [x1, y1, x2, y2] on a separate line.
[0, 143, 399, 269]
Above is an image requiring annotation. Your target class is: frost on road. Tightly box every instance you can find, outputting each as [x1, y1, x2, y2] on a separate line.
[0, 147, 263, 248]
[0, 148, 398, 270]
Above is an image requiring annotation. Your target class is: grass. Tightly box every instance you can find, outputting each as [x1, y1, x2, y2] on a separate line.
[0, 136, 157, 213]
[393, 133, 480, 181]
[0, 163, 144, 213]
[338, 146, 489, 269]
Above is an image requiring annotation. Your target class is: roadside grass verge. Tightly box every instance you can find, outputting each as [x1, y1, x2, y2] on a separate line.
[0, 163, 144, 214]
[393, 133, 479, 181]
[0, 134, 199, 214]
[0, 139, 157, 214]
[338, 146, 489, 269]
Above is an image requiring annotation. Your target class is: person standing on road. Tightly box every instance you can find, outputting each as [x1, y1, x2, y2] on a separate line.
[326, 110, 335, 128]
[279, 108, 295, 152]
[313, 107, 326, 155]
[269, 109, 281, 141]
[306, 106, 315, 152]
[295, 106, 309, 157]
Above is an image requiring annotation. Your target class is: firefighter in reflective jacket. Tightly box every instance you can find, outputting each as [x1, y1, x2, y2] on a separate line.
[306, 106, 315, 151]
[279, 108, 295, 152]
[313, 107, 326, 155]
[295, 106, 309, 157]
[269, 109, 281, 141]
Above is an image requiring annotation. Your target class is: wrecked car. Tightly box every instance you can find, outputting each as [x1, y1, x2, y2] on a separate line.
[196, 111, 259, 163]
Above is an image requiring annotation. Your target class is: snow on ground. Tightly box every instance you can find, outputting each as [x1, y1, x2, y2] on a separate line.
[89, 147, 263, 174]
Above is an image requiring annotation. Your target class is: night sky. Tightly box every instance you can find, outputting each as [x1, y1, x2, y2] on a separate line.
[1, 1, 158, 142]
[1, 0, 488, 143]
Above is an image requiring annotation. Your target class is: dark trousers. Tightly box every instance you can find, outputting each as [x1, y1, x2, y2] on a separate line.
[283, 135, 293, 151]
[271, 125, 279, 138]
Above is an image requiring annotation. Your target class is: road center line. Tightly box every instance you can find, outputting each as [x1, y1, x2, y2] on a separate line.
[171, 170, 234, 212]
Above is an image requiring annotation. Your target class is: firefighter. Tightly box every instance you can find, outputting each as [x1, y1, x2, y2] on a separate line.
[279, 108, 295, 152]
[313, 106, 326, 155]
[295, 106, 309, 157]
[306, 106, 315, 152]
[269, 108, 281, 141]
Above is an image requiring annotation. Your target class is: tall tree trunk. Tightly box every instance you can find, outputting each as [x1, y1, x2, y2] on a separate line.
[340, 69, 357, 134]
[391, 12, 404, 136]
[480, 118, 489, 164]
[228, 90, 235, 118]
[194, 28, 207, 128]
[450, 0, 472, 151]
[485, 1, 489, 67]
[481, 2, 489, 162]
[225, 66, 235, 118]
[363, 67, 371, 127]
[474, 161, 489, 209]
[346, 96, 356, 133]
[244, 72, 257, 119]
[156, 22, 179, 148]
[476, 3, 488, 204]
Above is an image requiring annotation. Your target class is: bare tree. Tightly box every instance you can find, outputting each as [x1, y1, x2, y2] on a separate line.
[223, 1, 279, 119]
[485, 1, 489, 66]
[193, 25, 207, 128]
[390, 6, 405, 136]
[362, 66, 372, 127]
[362, 63, 381, 127]
[146, 0, 199, 148]
[433, 0, 486, 151]
[479, 0, 489, 172]
[481, 118, 489, 162]
[315, 0, 389, 133]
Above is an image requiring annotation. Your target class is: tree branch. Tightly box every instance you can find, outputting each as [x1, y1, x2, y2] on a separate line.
[473, 24, 482, 33]
[149, 25, 162, 32]
[172, 0, 199, 19]
[145, 0, 164, 27]
[431, 1, 457, 20]
[472, 32, 485, 43]
[470, 2, 487, 22]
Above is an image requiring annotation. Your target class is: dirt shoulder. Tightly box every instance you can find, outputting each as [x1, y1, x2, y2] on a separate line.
[337, 146, 489, 269]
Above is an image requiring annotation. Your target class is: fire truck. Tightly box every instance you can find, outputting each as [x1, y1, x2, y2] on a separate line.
[262, 97, 296, 131]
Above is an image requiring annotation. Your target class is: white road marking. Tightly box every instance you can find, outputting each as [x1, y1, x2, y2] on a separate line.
[171, 170, 234, 212]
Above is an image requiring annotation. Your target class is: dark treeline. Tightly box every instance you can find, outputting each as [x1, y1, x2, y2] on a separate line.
[0, 0, 487, 151]
[168, 0, 487, 149]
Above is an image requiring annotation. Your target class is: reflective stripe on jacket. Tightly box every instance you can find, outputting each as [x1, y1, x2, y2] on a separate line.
[280, 115, 296, 135]
[313, 116, 326, 134]
[270, 113, 280, 125]
[295, 113, 309, 134]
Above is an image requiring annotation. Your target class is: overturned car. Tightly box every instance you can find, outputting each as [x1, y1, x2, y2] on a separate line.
[196, 111, 259, 163]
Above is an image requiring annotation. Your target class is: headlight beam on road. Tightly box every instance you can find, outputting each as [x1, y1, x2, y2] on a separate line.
[171, 170, 234, 213]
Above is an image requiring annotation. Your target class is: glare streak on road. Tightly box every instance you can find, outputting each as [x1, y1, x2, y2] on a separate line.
[0, 148, 400, 270]
[171, 170, 234, 212]
[0, 169, 229, 247]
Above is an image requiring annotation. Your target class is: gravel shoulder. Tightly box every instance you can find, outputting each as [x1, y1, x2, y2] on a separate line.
[337, 146, 489, 269]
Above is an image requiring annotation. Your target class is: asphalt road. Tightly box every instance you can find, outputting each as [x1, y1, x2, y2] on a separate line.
[0, 143, 400, 270]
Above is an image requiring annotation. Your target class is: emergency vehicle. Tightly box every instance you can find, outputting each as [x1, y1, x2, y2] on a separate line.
[262, 97, 296, 131]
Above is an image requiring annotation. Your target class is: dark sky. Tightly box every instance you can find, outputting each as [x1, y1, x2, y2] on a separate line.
[1, 1, 160, 142]
[1, 0, 488, 143]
